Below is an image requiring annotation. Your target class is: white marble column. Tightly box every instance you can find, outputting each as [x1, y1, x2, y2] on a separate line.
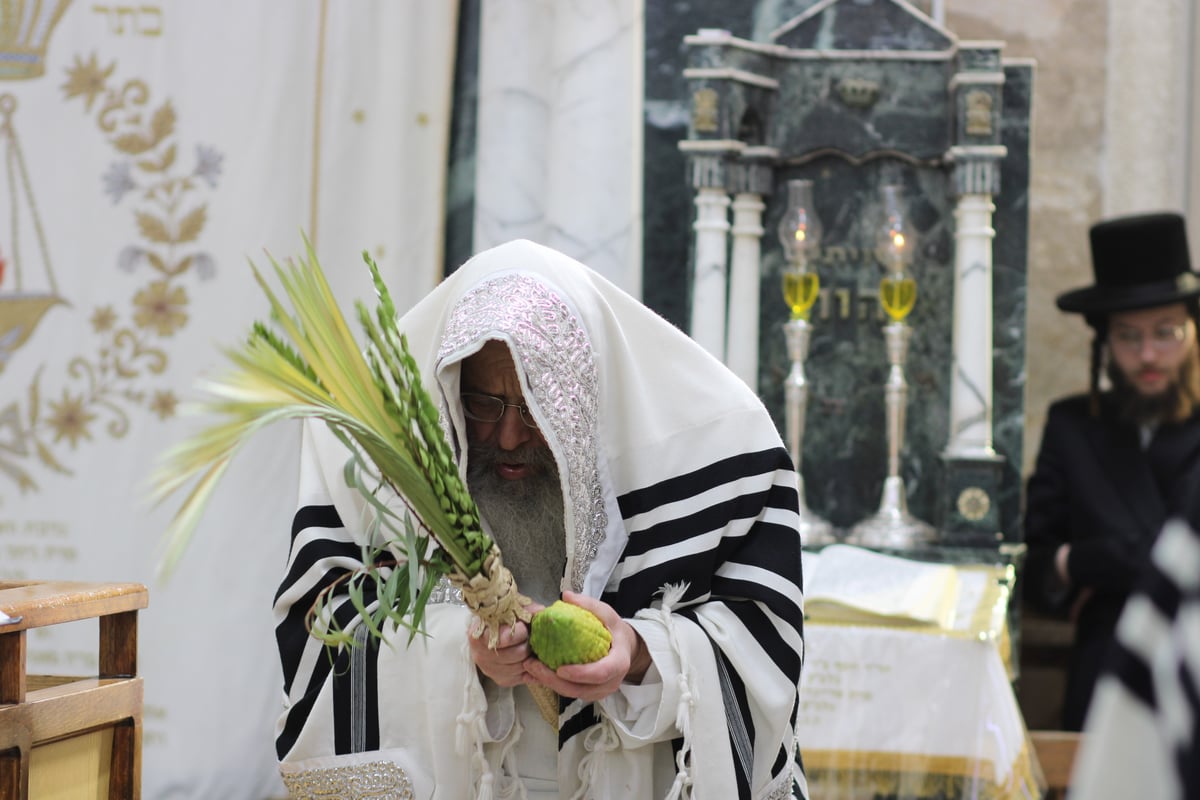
[691, 186, 732, 360]
[727, 192, 765, 386]
[946, 192, 998, 457]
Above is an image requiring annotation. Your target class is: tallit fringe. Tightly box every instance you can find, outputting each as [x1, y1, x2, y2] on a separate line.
[457, 655, 495, 800]
[495, 718, 527, 800]
[455, 638, 530, 800]
[569, 717, 621, 800]
[640, 582, 695, 800]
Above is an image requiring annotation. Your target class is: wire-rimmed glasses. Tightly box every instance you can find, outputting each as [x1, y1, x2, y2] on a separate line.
[460, 392, 539, 428]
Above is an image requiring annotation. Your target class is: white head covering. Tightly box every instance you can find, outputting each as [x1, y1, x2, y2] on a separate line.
[393, 239, 784, 599]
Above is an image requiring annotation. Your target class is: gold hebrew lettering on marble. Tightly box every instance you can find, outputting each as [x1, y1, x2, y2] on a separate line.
[837, 77, 880, 109]
[834, 288, 851, 319]
[692, 88, 719, 133]
[858, 289, 884, 321]
[823, 246, 849, 265]
[965, 89, 993, 136]
[812, 286, 890, 321]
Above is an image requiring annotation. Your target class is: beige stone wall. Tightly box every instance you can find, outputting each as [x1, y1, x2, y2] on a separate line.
[945, 0, 1194, 482]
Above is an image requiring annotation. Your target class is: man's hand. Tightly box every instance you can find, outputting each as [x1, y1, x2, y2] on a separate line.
[468, 601, 545, 687]
[1055, 543, 1071, 584]
[521, 591, 652, 703]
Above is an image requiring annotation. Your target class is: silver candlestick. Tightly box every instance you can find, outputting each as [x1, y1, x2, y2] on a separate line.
[847, 319, 935, 548]
[784, 317, 836, 546]
[777, 178, 835, 548]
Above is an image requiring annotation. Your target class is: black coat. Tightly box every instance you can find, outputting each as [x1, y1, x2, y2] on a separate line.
[1023, 393, 1200, 730]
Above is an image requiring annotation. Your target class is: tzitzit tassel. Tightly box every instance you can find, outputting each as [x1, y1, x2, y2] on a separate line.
[641, 583, 695, 800]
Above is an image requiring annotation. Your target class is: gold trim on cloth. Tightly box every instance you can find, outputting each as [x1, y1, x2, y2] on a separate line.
[804, 741, 1041, 800]
[806, 562, 1016, 675]
[282, 760, 414, 800]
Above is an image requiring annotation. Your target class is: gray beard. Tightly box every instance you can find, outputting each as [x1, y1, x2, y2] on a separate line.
[467, 442, 566, 605]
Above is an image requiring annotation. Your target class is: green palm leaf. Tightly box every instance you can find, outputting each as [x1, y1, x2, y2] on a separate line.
[149, 236, 516, 645]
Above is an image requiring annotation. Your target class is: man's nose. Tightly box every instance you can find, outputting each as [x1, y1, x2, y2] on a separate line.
[1138, 336, 1159, 360]
[495, 406, 534, 451]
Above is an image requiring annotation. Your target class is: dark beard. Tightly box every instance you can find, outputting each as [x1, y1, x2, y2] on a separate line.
[1107, 349, 1200, 425]
[466, 441, 566, 604]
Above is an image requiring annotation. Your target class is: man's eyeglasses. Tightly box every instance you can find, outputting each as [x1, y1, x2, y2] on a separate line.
[461, 392, 539, 428]
[1109, 322, 1191, 354]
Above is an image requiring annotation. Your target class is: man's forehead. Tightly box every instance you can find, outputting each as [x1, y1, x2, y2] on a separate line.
[462, 340, 519, 383]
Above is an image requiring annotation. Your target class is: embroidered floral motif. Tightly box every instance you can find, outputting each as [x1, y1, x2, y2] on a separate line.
[428, 575, 464, 606]
[281, 761, 414, 800]
[0, 54, 223, 492]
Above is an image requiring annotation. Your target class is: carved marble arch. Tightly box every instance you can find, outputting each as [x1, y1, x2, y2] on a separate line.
[678, 0, 1035, 545]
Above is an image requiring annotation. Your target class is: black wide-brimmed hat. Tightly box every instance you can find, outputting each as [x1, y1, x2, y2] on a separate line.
[1056, 212, 1200, 315]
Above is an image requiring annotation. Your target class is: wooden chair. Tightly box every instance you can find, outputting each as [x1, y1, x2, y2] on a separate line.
[1031, 730, 1082, 800]
[0, 580, 148, 799]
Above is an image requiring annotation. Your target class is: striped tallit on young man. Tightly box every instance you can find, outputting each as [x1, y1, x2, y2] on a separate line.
[1070, 517, 1200, 799]
[272, 239, 807, 799]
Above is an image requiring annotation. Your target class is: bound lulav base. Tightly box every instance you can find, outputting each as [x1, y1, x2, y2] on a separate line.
[453, 549, 560, 730]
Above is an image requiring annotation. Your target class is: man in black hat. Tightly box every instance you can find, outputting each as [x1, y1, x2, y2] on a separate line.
[1024, 211, 1200, 731]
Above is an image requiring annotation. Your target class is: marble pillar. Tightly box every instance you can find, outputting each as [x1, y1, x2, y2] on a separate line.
[728, 191, 765, 386]
[947, 191, 998, 457]
[691, 186, 732, 359]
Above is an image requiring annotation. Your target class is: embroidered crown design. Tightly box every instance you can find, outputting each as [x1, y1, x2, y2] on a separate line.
[0, 0, 72, 80]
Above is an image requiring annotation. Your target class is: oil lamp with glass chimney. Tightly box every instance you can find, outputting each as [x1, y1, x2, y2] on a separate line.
[777, 178, 835, 546]
[847, 184, 936, 548]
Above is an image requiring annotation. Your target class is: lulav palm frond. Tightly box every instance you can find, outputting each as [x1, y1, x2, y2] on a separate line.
[149, 236, 498, 644]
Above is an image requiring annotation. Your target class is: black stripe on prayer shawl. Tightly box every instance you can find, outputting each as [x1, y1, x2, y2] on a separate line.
[278, 536, 371, 612]
[1181, 663, 1200, 799]
[610, 497, 802, 616]
[771, 692, 802, 785]
[711, 525, 804, 614]
[703, 597, 801, 689]
[277, 600, 361, 758]
[607, 445, 801, 794]
[1141, 558, 1184, 620]
[275, 506, 366, 692]
[617, 447, 792, 519]
[712, 635, 753, 798]
[1180, 661, 1200, 782]
[276, 505, 356, 692]
[1103, 638, 1156, 709]
[275, 504, 347, 601]
[1107, 552, 1187, 710]
[276, 686, 320, 759]
[276, 565, 344, 694]
[334, 626, 381, 754]
[558, 701, 601, 748]
[291, 503, 344, 542]
[276, 503, 392, 758]
[619, 481, 796, 559]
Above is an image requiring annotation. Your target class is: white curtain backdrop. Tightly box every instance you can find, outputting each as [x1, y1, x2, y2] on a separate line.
[1, 2, 457, 798]
[474, 0, 644, 297]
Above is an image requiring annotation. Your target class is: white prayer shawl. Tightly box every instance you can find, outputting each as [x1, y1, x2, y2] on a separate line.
[1070, 517, 1200, 800]
[273, 240, 807, 799]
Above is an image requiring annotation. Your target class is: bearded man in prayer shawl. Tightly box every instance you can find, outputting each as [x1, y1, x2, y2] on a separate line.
[272, 240, 808, 799]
